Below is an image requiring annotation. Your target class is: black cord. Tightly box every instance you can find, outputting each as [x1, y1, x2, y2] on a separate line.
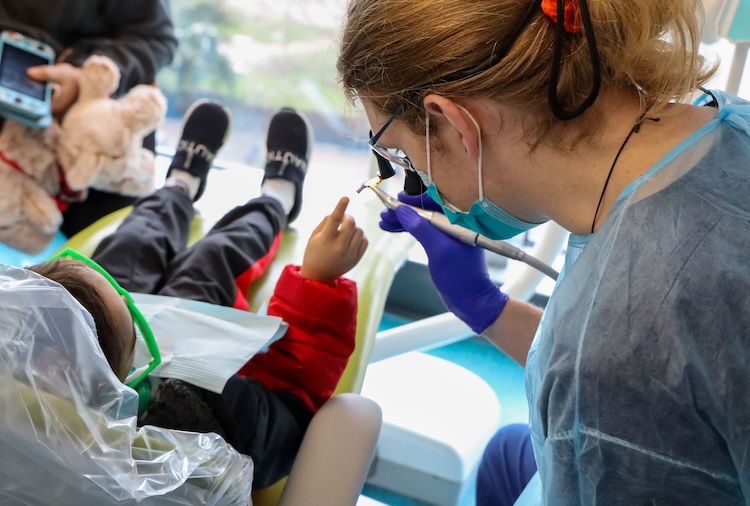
[698, 87, 719, 108]
[548, 0, 602, 120]
[591, 116, 660, 233]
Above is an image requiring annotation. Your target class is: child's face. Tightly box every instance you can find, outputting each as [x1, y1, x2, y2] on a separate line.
[80, 266, 137, 380]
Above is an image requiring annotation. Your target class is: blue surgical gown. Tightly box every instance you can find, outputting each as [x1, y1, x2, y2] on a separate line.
[525, 91, 750, 505]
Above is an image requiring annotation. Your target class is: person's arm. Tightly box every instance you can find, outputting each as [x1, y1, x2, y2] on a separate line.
[26, 0, 177, 114]
[238, 264, 358, 413]
[481, 298, 542, 366]
[238, 197, 368, 412]
[59, 0, 177, 95]
[383, 196, 541, 366]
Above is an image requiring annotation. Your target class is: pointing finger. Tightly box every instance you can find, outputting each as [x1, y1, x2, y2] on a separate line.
[323, 196, 350, 235]
[328, 196, 349, 225]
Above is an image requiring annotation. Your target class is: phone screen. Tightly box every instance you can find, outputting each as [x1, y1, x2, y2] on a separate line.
[0, 44, 48, 101]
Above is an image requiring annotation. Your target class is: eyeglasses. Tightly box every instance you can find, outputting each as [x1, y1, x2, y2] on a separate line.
[368, 103, 415, 173]
[49, 248, 160, 388]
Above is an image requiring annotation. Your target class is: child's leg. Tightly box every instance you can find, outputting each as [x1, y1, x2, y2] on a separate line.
[92, 100, 230, 293]
[61, 190, 138, 238]
[158, 195, 287, 308]
[159, 108, 312, 308]
[92, 187, 194, 293]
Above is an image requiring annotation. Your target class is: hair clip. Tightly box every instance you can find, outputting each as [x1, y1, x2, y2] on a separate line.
[541, 0, 583, 33]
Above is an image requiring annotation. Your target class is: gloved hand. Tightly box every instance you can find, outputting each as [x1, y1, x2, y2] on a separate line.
[388, 203, 509, 334]
[379, 192, 442, 233]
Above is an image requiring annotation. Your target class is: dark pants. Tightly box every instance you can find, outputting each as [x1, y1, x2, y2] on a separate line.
[92, 186, 287, 307]
[91, 187, 309, 489]
[476, 424, 538, 506]
[61, 131, 157, 238]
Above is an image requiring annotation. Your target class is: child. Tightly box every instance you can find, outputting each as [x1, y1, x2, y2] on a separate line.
[27, 100, 368, 489]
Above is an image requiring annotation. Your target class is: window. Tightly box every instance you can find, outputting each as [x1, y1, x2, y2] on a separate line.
[157, 0, 370, 173]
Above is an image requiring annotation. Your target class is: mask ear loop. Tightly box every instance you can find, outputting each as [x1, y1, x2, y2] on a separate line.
[548, 0, 602, 120]
[454, 104, 484, 201]
[425, 111, 434, 186]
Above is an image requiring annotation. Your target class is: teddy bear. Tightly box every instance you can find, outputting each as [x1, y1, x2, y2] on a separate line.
[0, 55, 167, 254]
[57, 55, 167, 195]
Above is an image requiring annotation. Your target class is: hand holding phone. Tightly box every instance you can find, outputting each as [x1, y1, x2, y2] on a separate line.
[27, 63, 82, 116]
[0, 30, 55, 129]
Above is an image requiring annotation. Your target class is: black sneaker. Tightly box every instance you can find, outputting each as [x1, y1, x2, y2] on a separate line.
[167, 99, 232, 202]
[263, 107, 312, 223]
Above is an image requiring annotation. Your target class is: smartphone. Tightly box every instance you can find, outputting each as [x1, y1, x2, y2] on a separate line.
[0, 30, 55, 129]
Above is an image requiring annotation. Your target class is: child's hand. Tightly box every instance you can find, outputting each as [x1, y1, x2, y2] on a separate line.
[300, 197, 368, 281]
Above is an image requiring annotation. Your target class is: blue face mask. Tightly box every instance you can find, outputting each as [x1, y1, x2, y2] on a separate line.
[418, 105, 547, 241]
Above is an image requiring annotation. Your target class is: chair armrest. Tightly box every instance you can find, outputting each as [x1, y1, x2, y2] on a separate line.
[370, 311, 474, 363]
[279, 394, 382, 506]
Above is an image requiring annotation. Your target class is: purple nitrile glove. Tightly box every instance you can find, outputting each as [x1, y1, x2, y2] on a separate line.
[392, 204, 509, 334]
[380, 191, 443, 233]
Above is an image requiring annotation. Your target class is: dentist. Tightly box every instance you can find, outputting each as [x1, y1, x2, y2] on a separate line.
[338, 0, 750, 504]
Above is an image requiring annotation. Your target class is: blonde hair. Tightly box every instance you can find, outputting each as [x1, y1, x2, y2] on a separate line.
[337, 0, 717, 147]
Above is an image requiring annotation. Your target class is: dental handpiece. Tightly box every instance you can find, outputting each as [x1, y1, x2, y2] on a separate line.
[364, 183, 559, 281]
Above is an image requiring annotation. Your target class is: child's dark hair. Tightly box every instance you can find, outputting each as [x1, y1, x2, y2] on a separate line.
[28, 258, 127, 379]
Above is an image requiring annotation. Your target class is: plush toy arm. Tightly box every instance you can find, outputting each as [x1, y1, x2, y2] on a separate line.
[91, 149, 155, 197]
[77, 56, 120, 103]
[0, 169, 60, 231]
[0, 222, 58, 255]
[21, 182, 63, 235]
[0, 174, 63, 254]
[118, 85, 167, 133]
[62, 149, 104, 192]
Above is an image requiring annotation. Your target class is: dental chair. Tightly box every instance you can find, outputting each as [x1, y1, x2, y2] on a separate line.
[0, 147, 565, 506]
[0, 162, 414, 505]
[0, 260, 383, 506]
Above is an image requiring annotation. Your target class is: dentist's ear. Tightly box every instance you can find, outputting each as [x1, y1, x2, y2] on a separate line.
[423, 94, 481, 161]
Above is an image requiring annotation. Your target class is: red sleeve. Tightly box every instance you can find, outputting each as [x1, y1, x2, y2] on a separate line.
[237, 265, 357, 413]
